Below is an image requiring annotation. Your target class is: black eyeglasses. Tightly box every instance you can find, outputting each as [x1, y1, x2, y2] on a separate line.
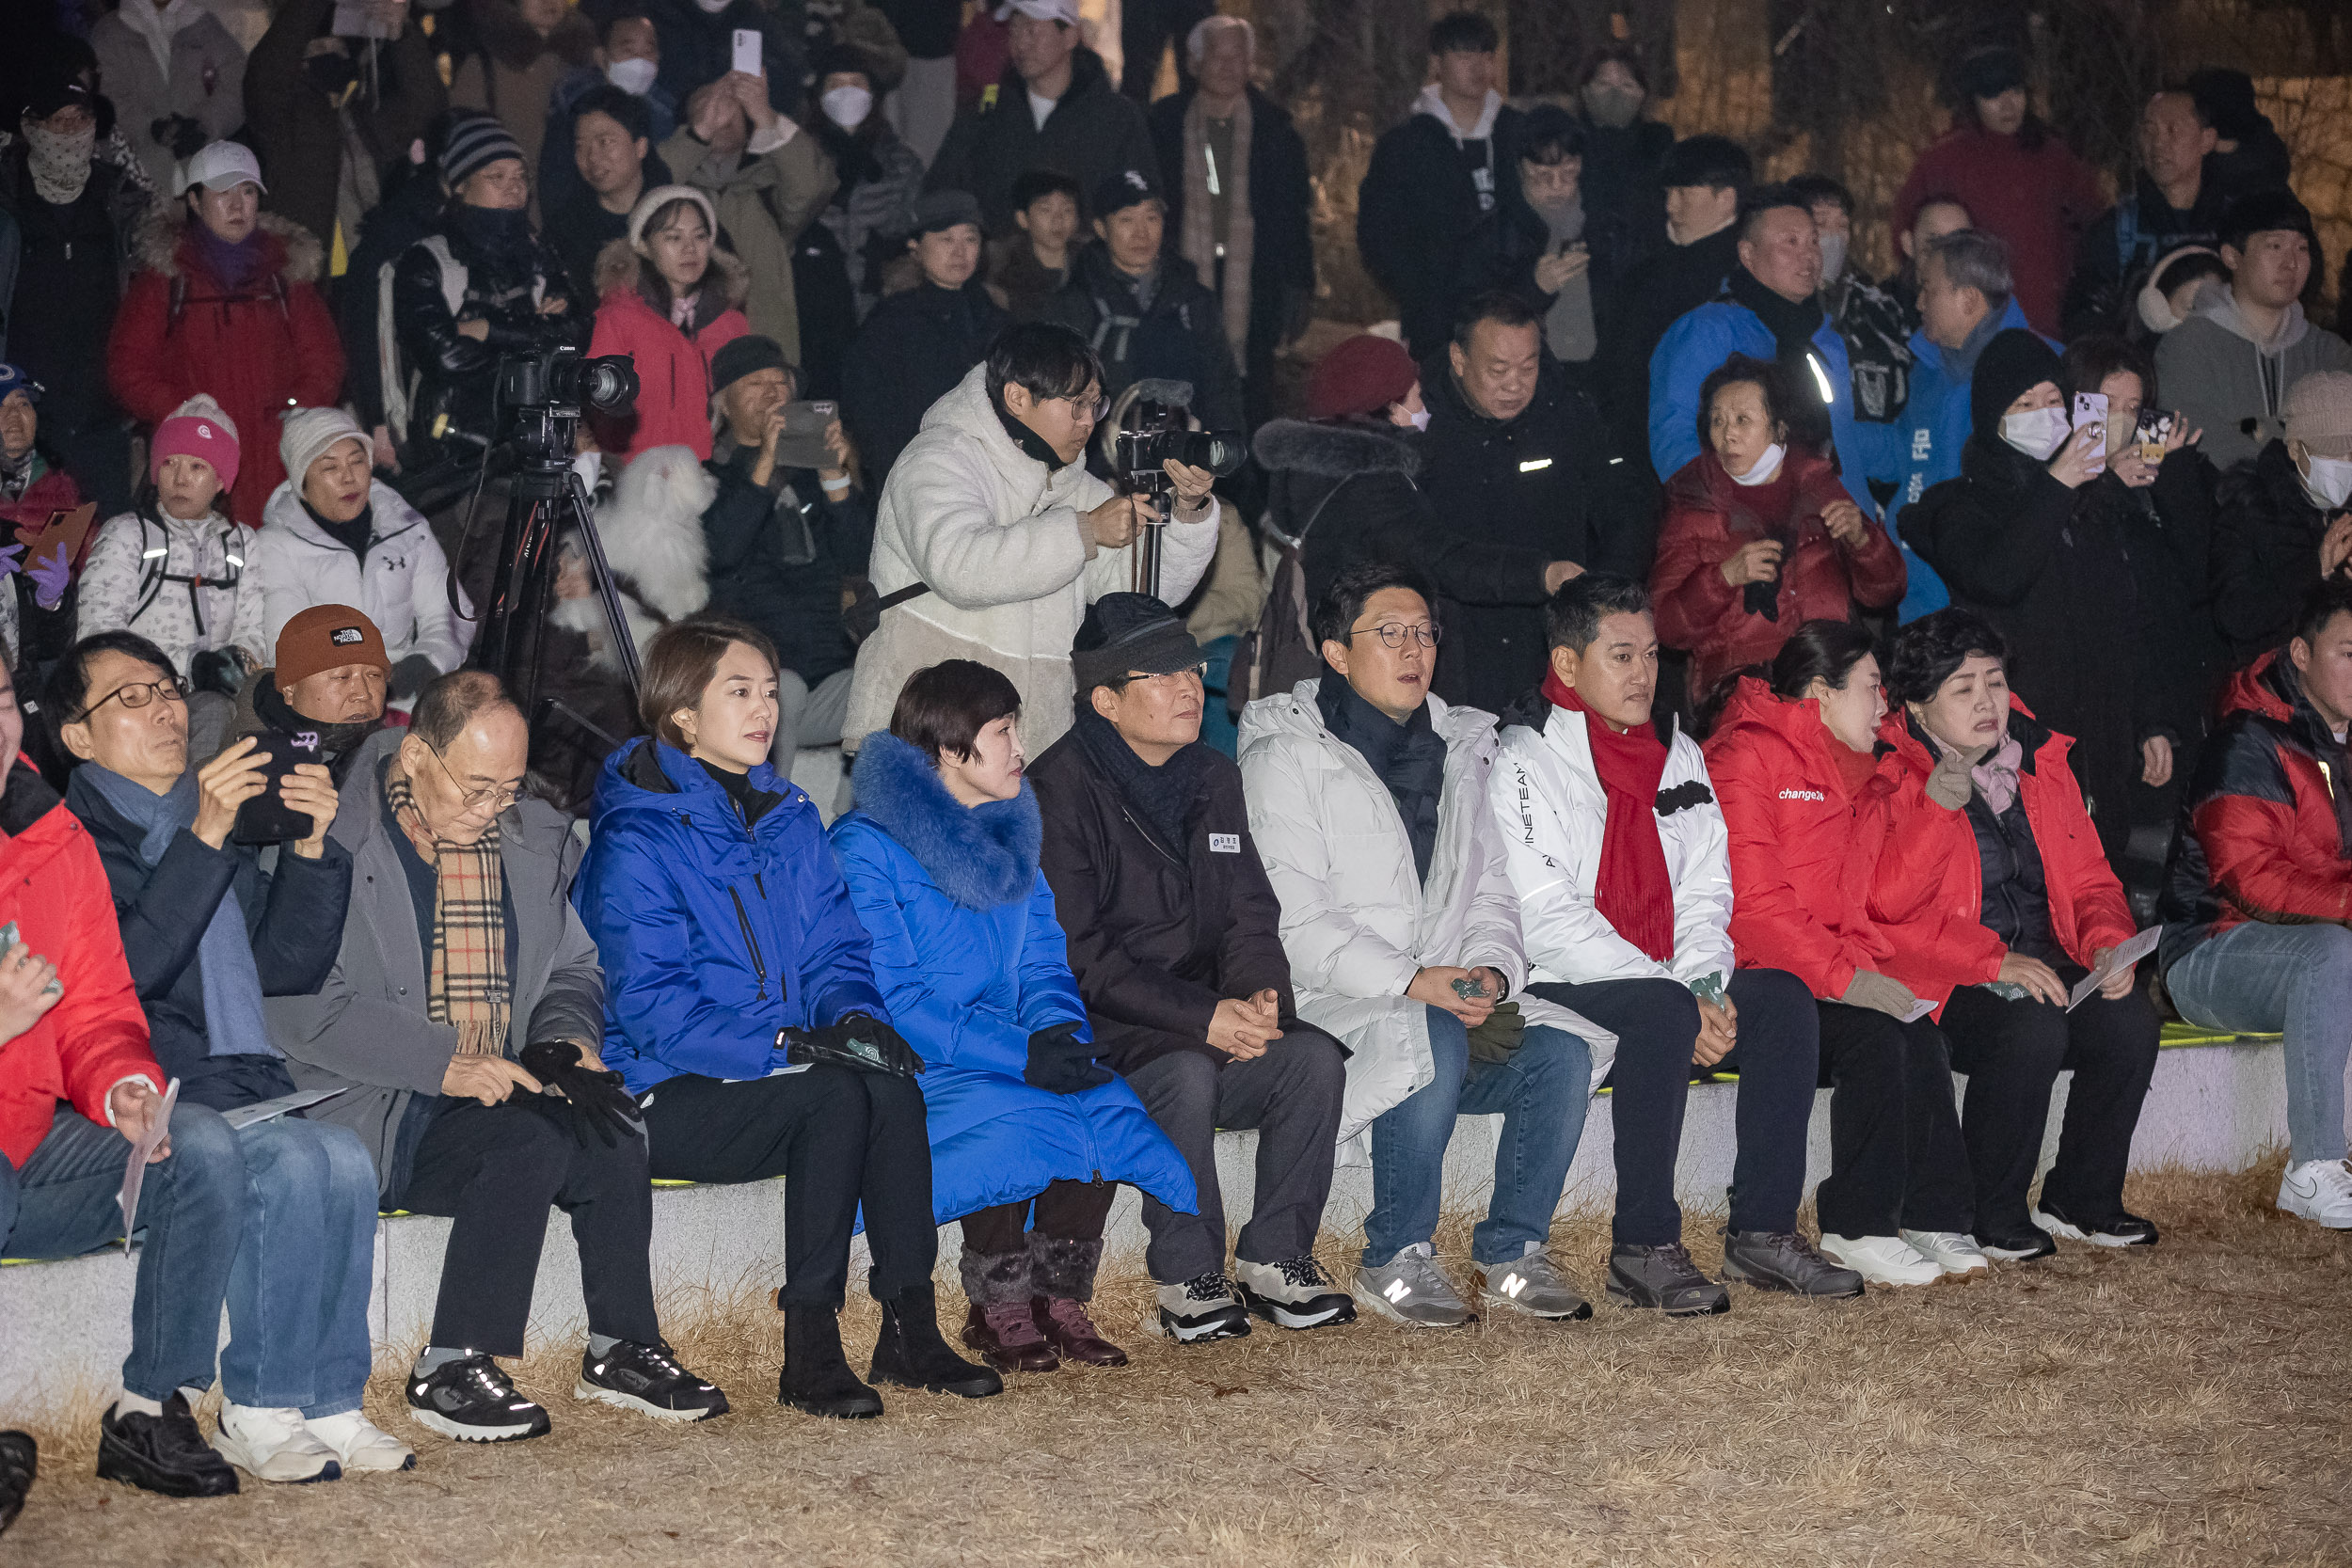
[1109, 663, 1208, 690]
[79, 675, 188, 721]
[1349, 623, 1441, 650]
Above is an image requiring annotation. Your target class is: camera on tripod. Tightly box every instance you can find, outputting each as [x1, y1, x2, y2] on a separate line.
[496, 346, 639, 420]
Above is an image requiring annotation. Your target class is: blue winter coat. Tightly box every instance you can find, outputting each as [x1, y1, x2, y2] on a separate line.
[574, 739, 890, 1095]
[1885, 296, 2040, 622]
[830, 734, 1198, 1224]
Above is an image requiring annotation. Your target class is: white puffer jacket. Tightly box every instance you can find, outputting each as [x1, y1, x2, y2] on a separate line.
[1238, 681, 1614, 1149]
[1490, 701, 1736, 988]
[843, 363, 1217, 758]
[76, 506, 262, 679]
[245, 480, 471, 677]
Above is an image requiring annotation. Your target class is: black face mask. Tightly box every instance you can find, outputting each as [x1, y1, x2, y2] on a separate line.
[306, 51, 359, 98]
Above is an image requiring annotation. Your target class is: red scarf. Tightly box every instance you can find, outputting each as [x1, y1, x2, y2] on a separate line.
[1544, 671, 1676, 962]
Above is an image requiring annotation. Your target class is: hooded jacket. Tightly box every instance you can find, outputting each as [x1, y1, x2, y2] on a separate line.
[246, 480, 470, 678]
[584, 240, 751, 460]
[657, 122, 836, 361]
[2212, 439, 2341, 665]
[1041, 245, 1245, 437]
[841, 363, 1216, 758]
[1256, 418, 1433, 614]
[1356, 86, 1529, 356]
[1866, 702, 2135, 1017]
[109, 211, 346, 526]
[840, 276, 1011, 487]
[830, 734, 1198, 1221]
[1237, 681, 1612, 1145]
[2157, 652, 2352, 975]
[1702, 677, 1900, 1000]
[89, 0, 248, 194]
[574, 739, 889, 1096]
[2154, 285, 2352, 471]
[925, 47, 1158, 239]
[1650, 444, 1905, 703]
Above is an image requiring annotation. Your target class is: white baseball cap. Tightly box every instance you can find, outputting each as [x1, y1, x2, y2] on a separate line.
[178, 140, 267, 198]
[996, 0, 1079, 24]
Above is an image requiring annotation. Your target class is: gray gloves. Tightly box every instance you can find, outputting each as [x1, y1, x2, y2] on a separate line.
[1925, 749, 1976, 810]
[1840, 969, 1919, 1019]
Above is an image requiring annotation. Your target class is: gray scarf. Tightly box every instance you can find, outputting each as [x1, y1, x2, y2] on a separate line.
[1533, 195, 1596, 363]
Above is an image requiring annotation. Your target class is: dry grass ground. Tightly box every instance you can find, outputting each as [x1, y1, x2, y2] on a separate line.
[9, 1157, 2350, 1567]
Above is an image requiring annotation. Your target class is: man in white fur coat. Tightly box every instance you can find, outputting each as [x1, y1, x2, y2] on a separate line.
[843, 322, 1219, 758]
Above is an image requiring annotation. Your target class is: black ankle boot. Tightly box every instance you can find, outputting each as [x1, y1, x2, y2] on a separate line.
[778, 1307, 884, 1418]
[870, 1282, 1005, 1398]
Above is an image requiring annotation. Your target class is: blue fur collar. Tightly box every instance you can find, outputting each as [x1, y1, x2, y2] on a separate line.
[850, 733, 1041, 910]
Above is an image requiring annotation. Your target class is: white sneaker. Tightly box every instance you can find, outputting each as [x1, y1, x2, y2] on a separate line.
[211, 1402, 341, 1483]
[1901, 1228, 1992, 1275]
[1818, 1233, 1944, 1287]
[2278, 1159, 2352, 1228]
[304, 1411, 417, 1473]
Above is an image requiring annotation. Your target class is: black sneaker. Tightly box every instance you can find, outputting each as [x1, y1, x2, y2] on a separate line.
[406, 1354, 552, 1443]
[1150, 1273, 1254, 1342]
[1605, 1243, 1731, 1316]
[1233, 1255, 1357, 1330]
[0, 1431, 30, 1533]
[1976, 1223, 2058, 1262]
[577, 1339, 731, 1422]
[1719, 1229, 1867, 1299]
[96, 1395, 238, 1497]
[2032, 1198, 2159, 1248]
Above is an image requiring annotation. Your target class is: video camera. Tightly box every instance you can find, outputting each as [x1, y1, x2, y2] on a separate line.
[496, 345, 639, 419]
[1107, 379, 1247, 499]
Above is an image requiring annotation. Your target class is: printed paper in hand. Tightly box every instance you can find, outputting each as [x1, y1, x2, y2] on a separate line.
[2067, 927, 2162, 1012]
[1901, 997, 1938, 1022]
[117, 1077, 180, 1259]
[222, 1087, 346, 1131]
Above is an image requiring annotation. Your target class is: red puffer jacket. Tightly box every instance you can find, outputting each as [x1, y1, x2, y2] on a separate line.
[585, 242, 750, 462]
[1703, 676, 1899, 1001]
[107, 213, 347, 527]
[0, 460, 81, 543]
[1649, 446, 1905, 705]
[0, 758, 160, 1168]
[1867, 699, 2136, 1017]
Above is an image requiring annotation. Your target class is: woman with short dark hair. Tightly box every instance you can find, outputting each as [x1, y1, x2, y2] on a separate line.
[830, 659, 1196, 1373]
[573, 616, 1001, 1418]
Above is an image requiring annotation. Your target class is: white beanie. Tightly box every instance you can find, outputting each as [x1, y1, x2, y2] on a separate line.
[279, 405, 369, 487]
[626, 185, 719, 252]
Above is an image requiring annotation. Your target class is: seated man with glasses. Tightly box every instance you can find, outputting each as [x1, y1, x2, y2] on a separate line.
[842, 321, 1222, 762]
[1031, 593, 1355, 1343]
[265, 670, 730, 1444]
[1236, 562, 1607, 1329]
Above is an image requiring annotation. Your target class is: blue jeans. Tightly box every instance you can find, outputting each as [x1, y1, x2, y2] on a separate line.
[0, 1104, 245, 1402]
[223, 1117, 378, 1418]
[2167, 921, 2352, 1164]
[1363, 1008, 1593, 1267]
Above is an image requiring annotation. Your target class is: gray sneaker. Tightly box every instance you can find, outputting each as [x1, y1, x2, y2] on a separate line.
[1718, 1229, 1866, 1299]
[1606, 1242, 1730, 1316]
[1476, 1246, 1593, 1321]
[1352, 1243, 1475, 1328]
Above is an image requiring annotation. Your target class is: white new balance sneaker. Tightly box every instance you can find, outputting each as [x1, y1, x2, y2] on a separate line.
[303, 1411, 416, 1473]
[211, 1403, 341, 1483]
[2278, 1159, 2352, 1228]
[1901, 1229, 1991, 1275]
[1818, 1233, 1944, 1287]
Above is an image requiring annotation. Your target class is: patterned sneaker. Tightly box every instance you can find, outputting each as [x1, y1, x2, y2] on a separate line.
[1149, 1273, 1253, 1343]
[1475, 1246, 1594, 1321]
[1234, 1255, 1357, 1330]
[576, 1339, 730, 1422]
[406, 1354, 550, 1443]
[1353, 1242, 1474, 1328]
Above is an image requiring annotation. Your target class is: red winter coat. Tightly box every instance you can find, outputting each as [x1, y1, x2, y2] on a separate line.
[585, 241, 750, 462]
[0, 758, 159, 1168]
[107, 213, 347, 528]
[1891, 123, 2106, 338]
[1650, 446, 1905, 705]
[1703, 677, 1899, 1001]
[1867, 699, 2135, 1017]
[0, 459, 82, 541]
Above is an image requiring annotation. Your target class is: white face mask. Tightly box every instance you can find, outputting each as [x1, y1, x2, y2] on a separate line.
[1407, 407, 1431, 432]
[1729, 442, 1787, 486]
[1817, 232, 1847, 283]
[2000, 405, 2072, 462]
[2304, 453, 2352, 511]
[821, 85, 873, 130]
[606, 56, 658, 95]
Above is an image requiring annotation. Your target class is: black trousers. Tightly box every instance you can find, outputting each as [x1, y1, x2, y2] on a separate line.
[960, 1180, 1118, 1258]
[1939, 970, 2161, 1234]
[1814, 1002, 1973, 1239]
[1530, 968, 1819, 1246]
[397, 1093, 661, 1357]
[637, 1066, 938, 1308]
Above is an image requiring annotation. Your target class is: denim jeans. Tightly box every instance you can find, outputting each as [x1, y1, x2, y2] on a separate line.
[223, 1117, 378, 1418]
[0, 1104, 245, 1402]
[2167, 920, 2352, 1164]
[1364, 1009, 1593, 1267]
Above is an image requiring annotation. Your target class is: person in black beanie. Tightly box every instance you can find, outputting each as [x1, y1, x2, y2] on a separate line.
[1029, 593, 1355, 1344]
[1904, 328, 2169, 866]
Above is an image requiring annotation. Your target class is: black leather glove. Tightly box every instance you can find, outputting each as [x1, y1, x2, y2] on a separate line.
[1024, 1021, 1111, 1095]
[388, 653, 439, 701]
[517, 1038, 640, 1148]
[782, 1011, 924, 1077]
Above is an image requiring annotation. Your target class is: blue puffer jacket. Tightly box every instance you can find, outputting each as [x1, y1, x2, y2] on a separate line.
[575, 738, 890, 1095]
[830, 735, 1197, 1223]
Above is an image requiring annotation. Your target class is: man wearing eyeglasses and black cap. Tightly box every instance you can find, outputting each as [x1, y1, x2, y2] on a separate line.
[1030, 591, 1354, 1344]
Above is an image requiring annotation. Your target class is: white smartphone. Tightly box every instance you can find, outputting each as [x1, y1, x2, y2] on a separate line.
[2072, 391, 2108, 475]
[732, 28, 763, 77]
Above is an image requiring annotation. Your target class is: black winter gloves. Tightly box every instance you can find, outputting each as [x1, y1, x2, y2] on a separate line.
[518, 1038, 640, 1147]
[389, 654, 440, 701]
[782, 1011, 924, 1077]
[1024, 1021, 1111, 1094]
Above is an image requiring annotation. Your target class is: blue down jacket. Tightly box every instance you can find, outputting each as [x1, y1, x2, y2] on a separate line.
[575, 738, 890, 1095]
[830, 734, 1197, 1223]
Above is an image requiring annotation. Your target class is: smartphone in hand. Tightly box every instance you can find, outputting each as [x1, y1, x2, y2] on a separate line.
[231, 729, 326, 847]
[2072, 391, 2108, 476]
[732, 27, 763, 76]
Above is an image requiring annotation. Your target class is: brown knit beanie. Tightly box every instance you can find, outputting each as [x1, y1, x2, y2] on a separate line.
[274, 605, 390, 689]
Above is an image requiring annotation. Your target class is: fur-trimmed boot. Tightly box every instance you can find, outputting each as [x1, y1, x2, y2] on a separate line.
[869, 1280, 1003, 1398]
[959, 1246, 1059, 1372]
[1028, 1234, 1128, 1367]
[777, 1306, 884, 1418]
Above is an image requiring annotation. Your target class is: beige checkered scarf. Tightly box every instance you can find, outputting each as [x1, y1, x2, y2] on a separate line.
[387, 768, 510, 1055]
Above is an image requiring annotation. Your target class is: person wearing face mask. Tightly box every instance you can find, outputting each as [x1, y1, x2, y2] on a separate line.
[584, 185, 748, 460]
[1569, 46, 1672, 251]
[605, 0, 803, 126]
[539, 12, 678, 220]
[840, 190, 1010, 489]
[1788, 173, 1914, 433]
[1455, 105, 1636, 386]
[806, 43, 925, 326]
[1868, 610, 2159, 1261]
[1701, 621, 1982, 1287]
[2212, 372, 2352, 668]
[1906, 329, 2169, 867]
[1650, 356, 1902, 706]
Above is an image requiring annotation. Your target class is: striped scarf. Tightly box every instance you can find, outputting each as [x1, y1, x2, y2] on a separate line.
[386, 768, 510, 1055]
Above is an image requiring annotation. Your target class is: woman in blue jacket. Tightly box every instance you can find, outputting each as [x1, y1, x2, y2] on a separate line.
[573, 617, 1000, 1420]
[832, 660, 1196, 1375]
